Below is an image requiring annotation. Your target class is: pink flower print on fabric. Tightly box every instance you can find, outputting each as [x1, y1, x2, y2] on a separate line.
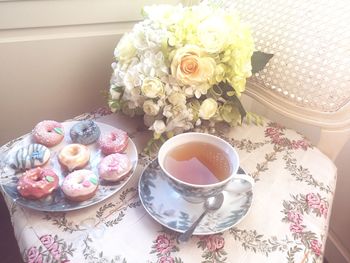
[291, 141, 300, 149]
[287, 211, 303, 225]
[158, 255, 175, 263]
[26, 246, 43, 263]
[40, 235, 55, 249]
[40, 235, 61, 260]
[265, 127, 282, 144]
[295, 139, 311, 150]
[49, 242, 61, 260]
[155, 234, 173, 255]
[205, 235, 225, 252]
[318, 200, 328, 218]
[306, 193, 321, 208]
[265, 127, 281, 137]
[289, 223, 304, 234]
[265, 123, 312, 150]
[310, 239, 322, 256]
[287, 211, 304, 233]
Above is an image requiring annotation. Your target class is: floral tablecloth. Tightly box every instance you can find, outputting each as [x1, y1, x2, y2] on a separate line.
[0, 107, 336, 263]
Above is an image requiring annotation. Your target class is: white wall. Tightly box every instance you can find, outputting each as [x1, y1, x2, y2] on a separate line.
[0, 0, 183, 145]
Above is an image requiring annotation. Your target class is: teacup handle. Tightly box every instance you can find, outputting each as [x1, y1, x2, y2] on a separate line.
[224, 173, 254, 193]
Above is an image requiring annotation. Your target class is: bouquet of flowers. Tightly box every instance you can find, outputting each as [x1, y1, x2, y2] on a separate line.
[108, 3, 270, 149]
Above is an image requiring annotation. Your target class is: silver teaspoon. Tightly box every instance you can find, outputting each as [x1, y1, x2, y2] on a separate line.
[178, 192, 225, 242]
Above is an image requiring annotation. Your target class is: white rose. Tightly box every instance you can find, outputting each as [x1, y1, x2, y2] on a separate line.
[141, 77, 164, 98]
[115, 33, 137, 62]
[151, 120, 166, 134]
[199, 98, 218, 120]
[168, 92, 186, 106]
[143, 100, 160, 116]
[197, 15, 230, 53]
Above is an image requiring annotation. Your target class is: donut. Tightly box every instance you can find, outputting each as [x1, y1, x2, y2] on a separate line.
[61, 169, 99, 201]
[33, 120, 64, 147]
[98, 153, 132, 182]
[12, 143, 50, 170]
[99, 129, 129, 155]
[70, 120, 101, 145]
[17, 167, 59, 199]
[58, 144, 90, 171]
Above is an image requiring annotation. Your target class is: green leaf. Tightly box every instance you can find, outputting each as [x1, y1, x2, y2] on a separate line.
[226, 91, 235, 97]
[251, 51, 273, 74]
[111, 86, 124, 92]
[45, 176, 54, 182]
[89, 176, 98, 185]
[246, 112, 264, 125]
[53, 127, 63, 135]
[208, 85, 223, 101]
[230, 95, 247, 123]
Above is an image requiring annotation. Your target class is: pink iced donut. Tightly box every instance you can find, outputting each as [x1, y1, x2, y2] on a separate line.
[17, 167, 59, 199]
[61, 169, 99, 202]
[99, 129, 128, 155]
[33, 120, 64, 147]
[98, 153, 132, 182]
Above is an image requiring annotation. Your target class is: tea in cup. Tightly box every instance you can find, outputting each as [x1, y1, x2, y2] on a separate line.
[158, 132, 254, 203]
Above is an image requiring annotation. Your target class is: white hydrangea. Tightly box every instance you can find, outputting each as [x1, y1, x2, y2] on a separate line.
[108, 3, 255, 141]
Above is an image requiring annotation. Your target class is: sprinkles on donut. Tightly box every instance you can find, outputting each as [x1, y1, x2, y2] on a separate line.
[99, 128, 129, 155]
[98, 153, 132, 182]
[33, 120, 64, 147]
[70, 120, 101, 145]
[17, 167, 59, 199]
[61, 169, 99, 202]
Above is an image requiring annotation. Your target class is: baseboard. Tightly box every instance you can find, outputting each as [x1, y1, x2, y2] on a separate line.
[325, 230, 350, 263]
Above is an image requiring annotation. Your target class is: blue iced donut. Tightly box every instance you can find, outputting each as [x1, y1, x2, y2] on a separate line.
[70, 120, 101, 145]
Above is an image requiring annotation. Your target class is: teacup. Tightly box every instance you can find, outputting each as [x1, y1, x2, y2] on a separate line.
[158, 132, 254, 203]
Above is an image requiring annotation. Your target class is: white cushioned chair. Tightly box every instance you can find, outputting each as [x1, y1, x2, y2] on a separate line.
[202, 0, 350, 262]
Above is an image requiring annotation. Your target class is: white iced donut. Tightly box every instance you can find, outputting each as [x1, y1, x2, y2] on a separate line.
[98, 153, 132, 182]
[61, 169, 99, 202]
[12, 143, 50, 170]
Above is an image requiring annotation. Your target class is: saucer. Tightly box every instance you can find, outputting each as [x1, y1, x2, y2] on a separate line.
[138, 159, 253, 235]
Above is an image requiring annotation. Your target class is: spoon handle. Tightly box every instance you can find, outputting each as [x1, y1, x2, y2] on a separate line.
[178, 211, 208, 242]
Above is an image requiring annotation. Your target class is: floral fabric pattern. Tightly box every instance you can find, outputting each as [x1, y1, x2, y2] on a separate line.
[23, 234, 74, 263]
[0, 110, 336, 263]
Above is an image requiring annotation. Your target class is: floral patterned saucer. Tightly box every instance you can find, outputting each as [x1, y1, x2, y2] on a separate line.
[138, 159, 253, 235]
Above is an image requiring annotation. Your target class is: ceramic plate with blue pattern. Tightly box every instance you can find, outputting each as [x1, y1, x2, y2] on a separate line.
[138, 159, 253, 235]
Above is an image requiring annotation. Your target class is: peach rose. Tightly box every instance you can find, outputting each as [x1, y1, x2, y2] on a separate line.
[171, 45, 216, 86]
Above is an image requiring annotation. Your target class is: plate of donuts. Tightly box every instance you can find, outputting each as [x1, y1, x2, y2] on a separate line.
[0, 120, 138, 212]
